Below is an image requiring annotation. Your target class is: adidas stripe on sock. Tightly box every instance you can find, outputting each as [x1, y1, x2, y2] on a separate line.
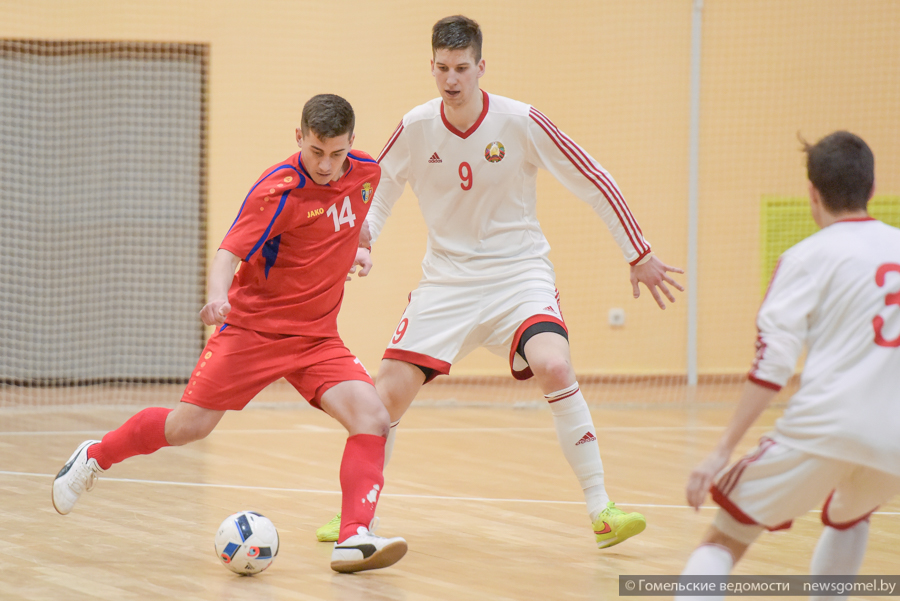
[545, 382, 609, 520]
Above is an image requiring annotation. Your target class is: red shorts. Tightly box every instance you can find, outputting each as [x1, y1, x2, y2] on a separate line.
[180, 324, 373, 410]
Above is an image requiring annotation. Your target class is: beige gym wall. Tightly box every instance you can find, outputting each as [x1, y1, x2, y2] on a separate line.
[696, 1, 900, 375]
[2, 0, 897, 378]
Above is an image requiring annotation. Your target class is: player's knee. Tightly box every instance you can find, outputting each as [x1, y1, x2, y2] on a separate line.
[350, 389, 391, 437]
[531, 355, 574, 389]
[369, 402, 391, 437]
[375, 363, 422, 420]
[373, 419, 390, 439]
[351, 403, 390, 438]
[378, 389, 408, 422]
[708, 512, 761, 562]
[368, 396, 390, 422]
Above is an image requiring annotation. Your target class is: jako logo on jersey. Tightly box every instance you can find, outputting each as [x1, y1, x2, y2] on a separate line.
[575, 431, 597, 446]
[428, 152, 442, 163]
[307, 207, 324, 218]
[361, 182, 373, 204]
[484, 141, 505, 163]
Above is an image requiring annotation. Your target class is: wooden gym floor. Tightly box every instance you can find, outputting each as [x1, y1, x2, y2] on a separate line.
[1, 385, 898, 600]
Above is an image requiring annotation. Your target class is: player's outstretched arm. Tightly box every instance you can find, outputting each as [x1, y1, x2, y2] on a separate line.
[685, 381, 778, 510]
[629, 254, 685, 309]
[346, 247, 372, 281]
[200, 249, 241, 326]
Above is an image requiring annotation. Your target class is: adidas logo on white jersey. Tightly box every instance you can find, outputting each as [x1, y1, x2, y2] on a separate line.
[428, 152, 442, 163]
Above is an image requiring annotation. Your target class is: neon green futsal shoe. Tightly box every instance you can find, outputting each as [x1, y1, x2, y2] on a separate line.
[316, 512, 341, 543]
[593, 502, 646, 549]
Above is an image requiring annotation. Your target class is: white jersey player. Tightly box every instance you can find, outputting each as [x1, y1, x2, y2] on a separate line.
[316, 15, 684, 549]
[370, 92, 650, 285]
[677, 131, 900, 601]
[368, 91, 657, 380]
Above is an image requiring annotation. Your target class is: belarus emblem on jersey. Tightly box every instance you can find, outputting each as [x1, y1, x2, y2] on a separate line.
[361, 182, 373, 204]
[484, 141, 505, 163]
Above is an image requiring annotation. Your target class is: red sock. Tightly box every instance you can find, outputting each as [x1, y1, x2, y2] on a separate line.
[87, 407, 172, 470]
[338, 433, 386, 543]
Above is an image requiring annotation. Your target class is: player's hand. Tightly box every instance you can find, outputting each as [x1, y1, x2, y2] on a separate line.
[347, 247, 372, 281]
[200, 298, 230, 327]
[358, 220, 372, 249]
[685, 448, 731, 510]
[630, 255, 685, 309]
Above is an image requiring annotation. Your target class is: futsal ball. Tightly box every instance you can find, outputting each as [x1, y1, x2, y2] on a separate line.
[214, 511, 279, 575]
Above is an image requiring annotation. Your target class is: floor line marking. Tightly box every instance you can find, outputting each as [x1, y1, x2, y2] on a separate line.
[0, 425, 768, 436]
[5, 471, 897, 516]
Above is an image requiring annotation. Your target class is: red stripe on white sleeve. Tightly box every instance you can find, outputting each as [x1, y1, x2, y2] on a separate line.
[747, 259, 784, 387]
[529, 108, 649, 256]
[530, 108, 647, 251]
[747, 373, 782, 391]
[377, 121, 404, 163]
[629, 248, 653, 267]
[532, 108, 644, 239]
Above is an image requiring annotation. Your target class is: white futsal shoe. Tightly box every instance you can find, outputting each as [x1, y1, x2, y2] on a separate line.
[52, 440, 104, 515]
[330, 521, 407, 573]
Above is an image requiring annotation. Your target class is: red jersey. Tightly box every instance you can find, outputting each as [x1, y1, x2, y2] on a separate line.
[219, 151, 380, 336]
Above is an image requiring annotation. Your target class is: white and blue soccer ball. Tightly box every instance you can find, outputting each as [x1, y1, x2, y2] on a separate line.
[214, 511, 279, 575]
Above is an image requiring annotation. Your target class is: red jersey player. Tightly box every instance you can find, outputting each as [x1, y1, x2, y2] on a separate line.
[51, 94, 407, 574]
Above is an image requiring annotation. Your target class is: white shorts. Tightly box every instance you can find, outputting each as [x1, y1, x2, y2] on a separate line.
[712, 437, 900, 532]
[383, 271, 567, 382]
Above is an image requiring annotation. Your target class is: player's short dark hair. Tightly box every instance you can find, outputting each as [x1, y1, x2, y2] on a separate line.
[432, 15, 483, 62]
[301, 94, 355, 140]
[801, 131, 874, 213]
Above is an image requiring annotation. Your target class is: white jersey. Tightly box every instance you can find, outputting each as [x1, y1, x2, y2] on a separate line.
[749, 218, 900, 476]
[367, 91, 651, 285]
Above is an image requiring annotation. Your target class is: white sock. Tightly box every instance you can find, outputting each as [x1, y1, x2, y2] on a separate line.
[383, 420, 400, 467]
[675, 543, 734, 601]
[545, 382, 608, 521]
[809, 522, 869, 601]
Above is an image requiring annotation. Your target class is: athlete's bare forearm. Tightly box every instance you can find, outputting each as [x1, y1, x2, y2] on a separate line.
[199, 249, 241, 326]
[207, 249, 241, 302]
[685, 381, 778, 509]
[716, 381, 778, 454]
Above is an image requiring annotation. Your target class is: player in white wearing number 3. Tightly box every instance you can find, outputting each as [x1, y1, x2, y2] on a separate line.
[676, 131, 900, 601]
[315, 15, 685, 548]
